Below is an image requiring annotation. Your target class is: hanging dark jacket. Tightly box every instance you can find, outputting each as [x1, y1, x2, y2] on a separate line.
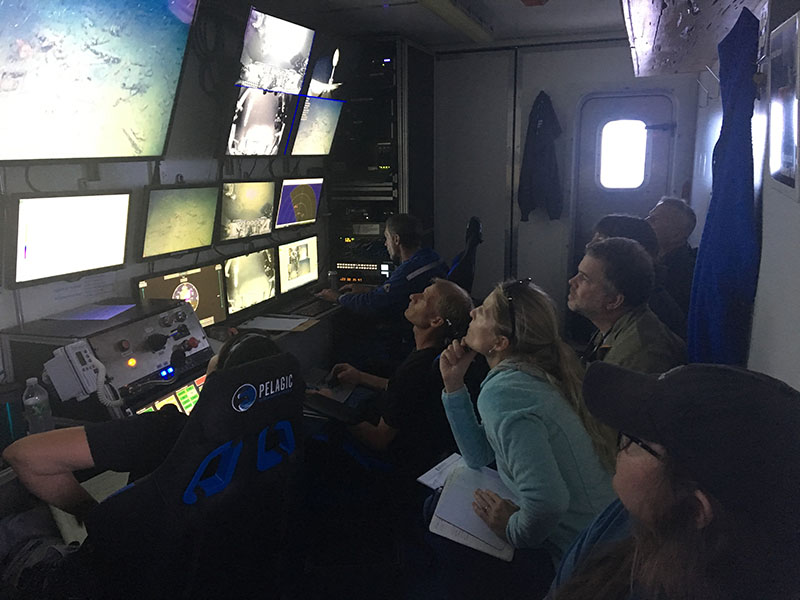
[518, 91, 563, 221]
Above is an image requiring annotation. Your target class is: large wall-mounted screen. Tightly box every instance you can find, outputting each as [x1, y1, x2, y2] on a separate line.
[0, 0, 196, 162]
[238, 9, 314, 95]
[224, 248, 277, 315]
[278, 236, 318, 293]
[141, 185, 218, 259]
[275, 178, 323, 228]
[219, 181, 276, 242]
[137, 263, 226, 328]
[14, 192, 129, 284]
[226, 8, 315, 157]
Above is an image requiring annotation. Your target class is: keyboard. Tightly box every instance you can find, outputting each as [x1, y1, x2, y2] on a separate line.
[293, 299, 335, 317]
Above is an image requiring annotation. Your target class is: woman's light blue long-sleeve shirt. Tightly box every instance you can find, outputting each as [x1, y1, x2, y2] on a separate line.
[442, 359, 615, 559]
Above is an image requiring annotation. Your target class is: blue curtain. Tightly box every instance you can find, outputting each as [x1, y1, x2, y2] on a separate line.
[687, 8, 761, 365]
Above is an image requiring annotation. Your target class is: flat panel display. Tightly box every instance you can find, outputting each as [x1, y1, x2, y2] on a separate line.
[141, 186, 218, 259]
[278, 236, 318, 293]
[0, 0, 196, 162]
[226, 87, 294, 156]
[15, 192, 129, 284]
[224, 247, 277, 315]
[275, 178, 323, 228]
[290, 97, 344, 155]
[238, 8, 315, 95]
[219, 181, 276, 241]
[137, 263, 226, 328]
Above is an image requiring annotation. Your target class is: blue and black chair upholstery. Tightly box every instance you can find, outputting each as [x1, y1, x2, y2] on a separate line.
[75, 353, 305, 599]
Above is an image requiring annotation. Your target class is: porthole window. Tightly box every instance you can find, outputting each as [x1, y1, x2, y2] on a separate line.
[599, 120, 647, 189]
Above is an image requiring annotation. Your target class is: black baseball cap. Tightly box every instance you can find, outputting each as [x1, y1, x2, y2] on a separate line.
[584, 362, 800, 537]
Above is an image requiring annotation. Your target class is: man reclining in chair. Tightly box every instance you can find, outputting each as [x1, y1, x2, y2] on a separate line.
[0, 331, 303, 599]
[325, 278, 476, 477]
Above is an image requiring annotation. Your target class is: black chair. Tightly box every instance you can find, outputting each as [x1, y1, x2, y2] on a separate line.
[447, 216, 482, 294]
[76, 354, 306, 599]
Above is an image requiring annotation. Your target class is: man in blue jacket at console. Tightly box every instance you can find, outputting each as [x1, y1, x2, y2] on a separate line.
[317, 214, 448, 366]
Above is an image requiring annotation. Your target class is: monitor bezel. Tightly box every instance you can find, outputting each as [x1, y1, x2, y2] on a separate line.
[133, 260, 228, 327]
[276, 234, 320, 296]
[0, 1, 199, 166]
[5, 189, 133, 289]
[139, 183, 221, 262]
[274, 178, 324, 229]
[221, 245, 279, 319]
[215, 178, 280, 246]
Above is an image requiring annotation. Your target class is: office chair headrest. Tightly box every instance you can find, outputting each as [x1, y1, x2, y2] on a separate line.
[190, 352, 305, 444]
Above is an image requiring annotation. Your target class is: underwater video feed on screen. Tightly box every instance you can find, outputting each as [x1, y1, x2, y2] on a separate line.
[226, 86, 293, 156]
[290, 97, 344, 155]
[219, 181, 276, 241]
[142, 186, 218, 259]
[224, 248, 277, 315]
[238, 8, 314, 95]
[275, 178, 323, 228]
[0, 0, 196, 161]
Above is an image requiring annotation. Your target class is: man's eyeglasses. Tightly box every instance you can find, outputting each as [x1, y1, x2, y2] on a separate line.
[617, 432, 664, 461]
[502, 278, 533, 341]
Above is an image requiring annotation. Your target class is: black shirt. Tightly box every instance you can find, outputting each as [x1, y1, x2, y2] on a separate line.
[378, 347, 455, 473]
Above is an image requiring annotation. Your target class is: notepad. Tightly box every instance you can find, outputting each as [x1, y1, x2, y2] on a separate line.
[429, 464, 516, 561]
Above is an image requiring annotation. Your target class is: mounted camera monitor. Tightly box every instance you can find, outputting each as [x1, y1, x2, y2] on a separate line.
[289, 97, 344, 156]
[141, 185, 219, 260]
[224, 247, 277, 316]
[226, 87, 296, 157]
[0, 0, 196, 162]
[13, 191, 130, 285]
[275, 178, 323, 229]
[219, 181, 276, 242]
[238, 8, 315, 95]
[136, 263, 226, 328]
[278, 236, 318, 293]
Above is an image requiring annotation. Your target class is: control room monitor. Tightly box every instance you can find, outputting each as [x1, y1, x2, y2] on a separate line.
[14, 192, 130, 285]
[275, 178, 323, 228]
[219, 181, 276, 242]
[224, 247, 277, 315]
[289, 97, 344, 156]
[278, 236, 318, 293]
[137, 263, 226, 328]
[141, 185, 218, 259]
[0, 0, 195, 162]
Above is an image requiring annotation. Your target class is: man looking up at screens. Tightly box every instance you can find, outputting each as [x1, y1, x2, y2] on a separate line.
[316, 214, 448, 363]
[567, 237, 685, 374]
[645, 196, 698, 316]
[330, 279, 473, 475]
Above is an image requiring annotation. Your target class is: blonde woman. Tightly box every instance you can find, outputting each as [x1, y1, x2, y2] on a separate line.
[435, 279, 615, 599]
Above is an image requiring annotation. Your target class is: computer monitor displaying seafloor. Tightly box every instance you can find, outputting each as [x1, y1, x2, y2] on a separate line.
[0, 0, 195, 161]
[141, 185, 218, 259]
[219, 181, 276, 242]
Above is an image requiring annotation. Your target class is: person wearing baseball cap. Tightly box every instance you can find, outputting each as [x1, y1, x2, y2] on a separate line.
[548, 361, 800, 600]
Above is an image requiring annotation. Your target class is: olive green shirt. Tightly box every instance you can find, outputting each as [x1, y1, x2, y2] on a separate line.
[588, 304, 686, 374]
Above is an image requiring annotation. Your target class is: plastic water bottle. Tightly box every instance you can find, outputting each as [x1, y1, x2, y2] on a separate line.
[22, 378, 54, 434]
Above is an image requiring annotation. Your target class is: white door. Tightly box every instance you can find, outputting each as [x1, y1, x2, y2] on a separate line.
[567, 92, 676, 341]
